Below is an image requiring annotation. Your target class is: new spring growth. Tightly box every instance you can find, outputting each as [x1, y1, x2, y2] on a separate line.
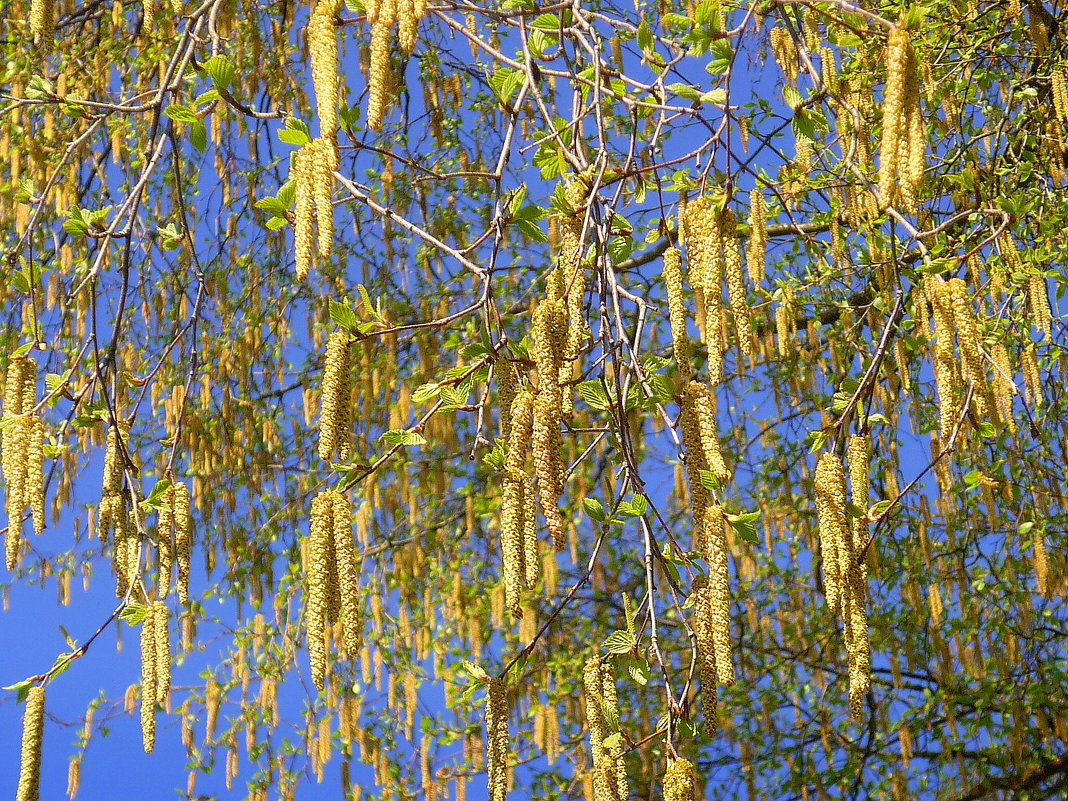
[879, 22, 924, 211]
[583, 658, 628, 801]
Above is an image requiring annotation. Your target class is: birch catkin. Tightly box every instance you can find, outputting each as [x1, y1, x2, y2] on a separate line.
[531, 298, 567, 550]
[501, 391, 536, 616]
[17, 685, 45, 801]
[747, 189, 767, 285]
[663, 757, 696, 801]
[719, 206, 753, 357]
[318, 329, 352, 463]
[332, 491, 363, 658]
[662, 246, 692, 377]
[2, 356, 41, 567]
[583, 658, 627, 801]
[879, 23, 923, 211]
[485, 678, 509, 801]
[141, 605, 158, 753]
[306, 493, 332, 690]
[308, 0, 341, 136]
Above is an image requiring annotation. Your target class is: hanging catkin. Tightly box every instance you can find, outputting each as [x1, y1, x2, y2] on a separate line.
[814, 452, 850, 615]
[485, 678, 509, 801]
[173, 482, 193, 604]
[17, 685, 45, 801]
[682, 196, 724, 384]
[747, 189, 767, 285]
[847, 434, 871, 544]
[29, 0, 55, 48]
[501, 391, 536, 616]
[141, 604, 158, 753]
[2, 356, 41, 568]
[698, 503, 733, 685]
[306, 492, 333, 690]
[719, 206, 753, 357]
[318, 329, 352, 463]
[152, 601, 171, 706]
[663, 757, 696, 801]
[662, 246, 693, 377]
[293, 146, 314, 280]
[531, 298, 567, 550]
[879, 23, 923, 211]
[308, 0, 341, 136]
[582, 658, 628, 801]
[691, 575, 719, 734]
[332, 490, 363, 657]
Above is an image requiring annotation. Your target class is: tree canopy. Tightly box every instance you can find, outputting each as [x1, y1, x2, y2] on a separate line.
[1, 0, 1067, 799]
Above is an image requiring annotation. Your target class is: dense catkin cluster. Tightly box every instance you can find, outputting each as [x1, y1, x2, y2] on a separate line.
[879, 24, 924, 211]
[157, 481, 193, 604]
[938, 278, 999, 424]
[318, 329, 352, 463]
[718, 207, 753, 357]
[662, 246, 692, 377]
[29, 0, 54, 49]
[304, 490, 361, 690]
[531, 297, 568, 551]
[366, 0, 428, 129]
[500, 391, 538, 618]
[293, 137, 339, 279]
[582, 658, 628, 801]
[308, 0, 341, 136]
[1029, 273, 1052, 338]
[663, 757, 696, 801]
[557, 182, 590, 412]
[925, 277, 960, 443]
[747, 190, 767, 285]
[1053, 68, 1068, 124]
[770, 27, 798, 83]
[485, 678, 510, 801]
[2, 356, 45, 568]
[17, 685, 45, 801]
[680, 381, 731, 497]
[814, 453, 870, 719]
[683, 197, 724, 384]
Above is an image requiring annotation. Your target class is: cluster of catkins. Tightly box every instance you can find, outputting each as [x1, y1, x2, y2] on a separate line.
[497, 181, 589, 585]
[2, 356, 45, 570]
[681, 195, 754, 383]
[499, 388, 539, 618]
[925, 276, 1002, 442]
[304, 489, 362, 690]
[879, 23, 924, 211]
[157, 481, 193, 605]
[365, 0, 427, 130]
[815, 440, 872, 720]
[582, 658, 628, 801]
[98, 423, 141, 597]
[140, 601, 171, 753]
[662, 757, 697, 801]
[294, 136, 340, 281]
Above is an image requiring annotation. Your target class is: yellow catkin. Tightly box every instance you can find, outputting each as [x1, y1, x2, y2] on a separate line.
[814, 453, 850, 615]
[747, 190, 767, 285]
[157, 489, 174, 600]
[927, 277, 960, 442]
[502, 391, 536, 614]
[312, 137, 339, 259]
[173, 482, 192, 604]
[309, 0, 341, 136]
[367, 13, 393, 131]
[306, 493, 332, 690]
[1034, 531, 1051, 596]
[1022, 344, 1042, 407]
[847, 434, 871, 544]
[496, 358, 518, 440]
[1052, 69, 1068, 125]
[770, 27, 798, 83]
[26, 417, 44, 538]
[531, 298, 567, 550]
[686, 381, 731, 487]
[2, 357, 39, 567]
[332, 491, 362, 657]
[719, 207, 753, 356]
[17, 685, 45, 801]
[663, 757, 696, 801]
[293, 147, 314, 280]
[153, 601, 171, 706]
[30, 0, 55, 48]
[318, 330, 352, 463]
[1029, 274, 1052, 338]
[142, 0, 155, 34]
[662, 246, 692, 377]
[582, 658, 627, 801]
[698, 503, 733, 686]
[485, 678, 509, 801]
[683, 197, 724, 384]
[691, 575, 719, 734]
[141, 605, 158, 753]
[942, 278, 994, 421]
[879, 24, 923, 211]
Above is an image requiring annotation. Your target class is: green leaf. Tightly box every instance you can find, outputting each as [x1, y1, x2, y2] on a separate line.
[330, 300, 359, 331]
[699, 469, 724, 491]
[165, 104, 199, 123]
[868, 500, 894, 520]
[203, 55, 235, 91]
[461, 660, 490, 681]
[630, 494, 649, 516]
[142, 479, 173, 512]
[603, 630, 636, 654]
[727, 511, 760, 545]
[278, 127, 310, 146]
[120, 602, 148, 625]
[412, 383, 441, 404]
[637, 19, 653, 52]
[380, 429, 427, 447]
[668, 82, 702, 101]
[190, 119, 208, 152]
[583, 497, 607, 522]
[578, 381, 611, 411]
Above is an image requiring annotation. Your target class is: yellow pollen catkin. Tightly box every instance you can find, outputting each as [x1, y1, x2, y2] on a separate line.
[311, 137, 339, 259]
[2, 356, 40, 567]
[1052, 68, 1068, 124]
[814, 453, 850, 615]
[847, 434, 871, 545]
[332, 491, 362, 657]
[306, 492, 332, 690]
[531, 298, 567, 550]
[691, 575, 719, 734]
[141, 604, 158, 753]
[698, 503, 733, 686]
[747, 190, 767, 285]
[719, 207, 753, 357]
[366, 0, 398, 131]
[582, 658, 627, 801]
[502, 391, 536, 615]
[1028, 273, 1052, 338]
[318, 329, 352, 463]
[927, 277, 960, 443]
[173, 482, 192, 604]
[770, 27, 798, 84]
[29, 0, 54, 49]
[152, 601, 171, 706]
[662, 246, 692, 377]
[293, 147, 314, 280]
[485, 678, 509, 801]
[683, 197, 724, 384]
[17, 685, 45, 801]
[309, 0, 341, 136]
[663, 757, 696, 801]
[879, 24, 923, 211]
